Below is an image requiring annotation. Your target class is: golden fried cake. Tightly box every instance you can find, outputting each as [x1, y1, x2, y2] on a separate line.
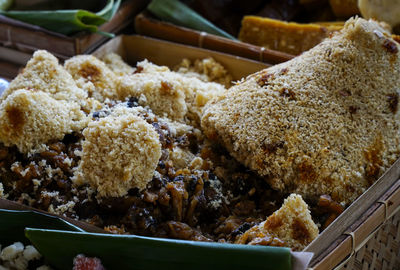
[117, 72, 188, 121]
[0, 89, 88, 153]
[202, 18, 400, 204]
[101, 53, 135, 76]
[236, 194, 319, 251]
[73, 106, 162, 197]
[118, 60, 225, 125]
[64, 55, 119, 102]
[174, 57, 233, 88]
[1, 50, 87, 105]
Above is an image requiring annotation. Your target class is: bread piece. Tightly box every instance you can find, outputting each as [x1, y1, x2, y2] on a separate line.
[64, 55, 119, 102]
[239, 16, 342, 55]
[236, 194, 319, 251]
[73, 106, 161, 197]
[202, 18, 400, 204]
[0, 89, 88, 153]
[1, 50, 87, 105]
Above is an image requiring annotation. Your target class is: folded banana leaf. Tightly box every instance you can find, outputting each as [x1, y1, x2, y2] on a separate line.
[26, 228, 292, 270]
[0, 209, 83, 246]
[0, 0, 120, 37]
[147, 0, 236, 40]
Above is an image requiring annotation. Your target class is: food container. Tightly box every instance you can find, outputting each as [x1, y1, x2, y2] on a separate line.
[0, 0, 148, 79]
[84, 35, 400, 270]
[134, 12, 294, 66]
[1, 35, 400, 269]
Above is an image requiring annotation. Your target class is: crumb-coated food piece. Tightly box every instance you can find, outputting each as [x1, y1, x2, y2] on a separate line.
[0, 89, 88, 153]
[236, 194, 319, 251]
[1, 50, 87, 105]
[202, 18, 400, 204]
[117, 72, 188, 121]
[101, 53, 135, 76]
[136, 59, 170, 73]
[73, 105, 162, 197]
[174, 57, 233, 88]
[65, 55, 119, 102]
[118, 60, 225, 125]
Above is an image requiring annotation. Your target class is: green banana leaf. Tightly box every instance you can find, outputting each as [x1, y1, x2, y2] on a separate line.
[26, 228, 292, 270]
[147, 0, 237, 40]
[0, 209, 83, 246]
[0, 0, 121, 37]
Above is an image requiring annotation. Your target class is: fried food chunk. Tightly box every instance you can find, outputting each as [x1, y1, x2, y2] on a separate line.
[0, 89, 88, 153]
[236, 194, 318, 251]
[65, 55, 119, 102]
[117, 72, 188, 121]
[101, 53, 135, 76]
[174, 57, 233, 88]
[1, 50, 87, 105]
[202, 18, 400, 204]
[118, 60, 225, 125]
[73, 106, 162, 197]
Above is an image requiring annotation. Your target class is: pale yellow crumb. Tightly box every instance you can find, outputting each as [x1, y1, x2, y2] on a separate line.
[102, 53, 135, 76]
[65, 55, 119, 102]
[236, 194, 319, 251]
[73, 106, 162, 197]
[1, 50, 87, 105]
[202, 18, 400, 204]
[0, 89, 88, 153]
[174, 57, 233, 88]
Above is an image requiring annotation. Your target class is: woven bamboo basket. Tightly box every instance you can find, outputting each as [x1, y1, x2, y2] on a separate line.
[86, 36, 400, 270]
[309, 178, 400, 270]
[1, 34, 399, 270]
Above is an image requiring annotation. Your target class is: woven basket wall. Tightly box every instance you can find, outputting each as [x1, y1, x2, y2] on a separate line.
[339, 210, 400, 270]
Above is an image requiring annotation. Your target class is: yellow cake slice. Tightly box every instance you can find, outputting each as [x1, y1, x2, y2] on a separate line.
[239, 16, 342, 55]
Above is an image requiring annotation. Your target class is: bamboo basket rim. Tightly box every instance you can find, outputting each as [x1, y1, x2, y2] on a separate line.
[309, 178, 400, 269]
[134, 11, 294, 65]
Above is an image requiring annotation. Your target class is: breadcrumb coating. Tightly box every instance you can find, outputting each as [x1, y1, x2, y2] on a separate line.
[102, 53, 135, 76]
[1, 50, 87, 105]
[174, 57, 233, 87]
[117, 73, 188, 121]
[117, 61, 225, 125]
[202, 18, 400, 204]
[73, 106, 162, 197]
[236, 194, 319, 251]
[64, 55, 119, 102]
[0, 89, 88, 153]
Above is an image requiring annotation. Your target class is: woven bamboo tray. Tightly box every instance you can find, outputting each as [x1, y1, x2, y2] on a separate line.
[307, 170, 400, 269]
[134, 12, 293, 65]
[1, 34, 399, 270]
